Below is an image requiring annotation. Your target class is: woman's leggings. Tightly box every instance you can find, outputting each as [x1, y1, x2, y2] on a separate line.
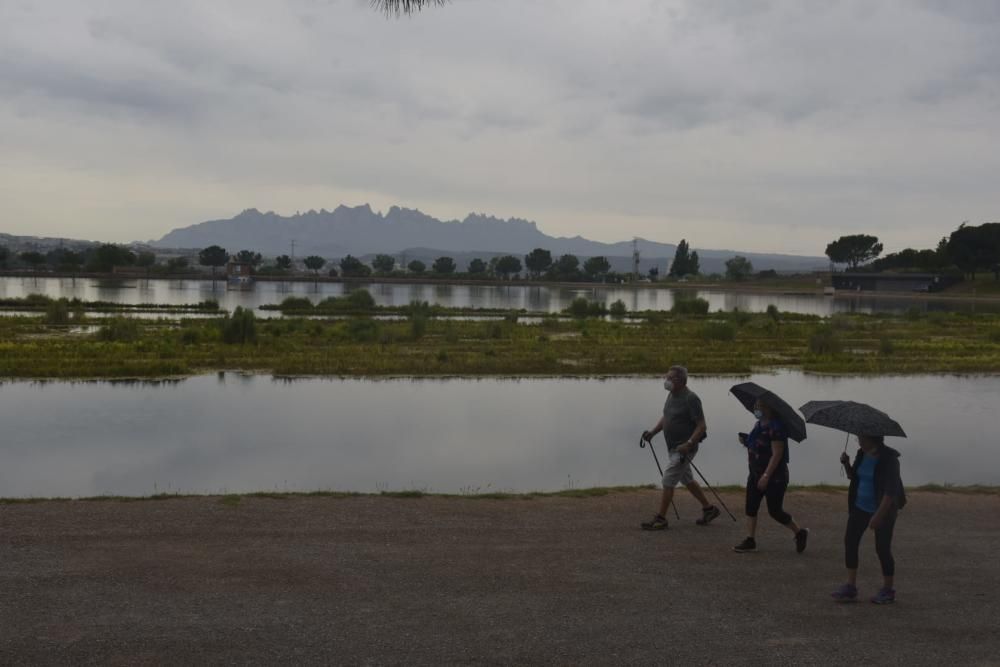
[745, 469, 792, 525]
[844, 505, 896, 576]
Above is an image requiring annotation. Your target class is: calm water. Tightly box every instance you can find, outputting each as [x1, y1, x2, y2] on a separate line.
[2, 276, 996, 316]
[2, 372, 996, 498]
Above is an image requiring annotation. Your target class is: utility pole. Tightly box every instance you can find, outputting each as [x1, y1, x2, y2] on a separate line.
[632, 238, 641, 282]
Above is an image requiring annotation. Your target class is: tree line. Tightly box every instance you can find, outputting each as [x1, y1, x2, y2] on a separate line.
[825, 221, 1000, 279]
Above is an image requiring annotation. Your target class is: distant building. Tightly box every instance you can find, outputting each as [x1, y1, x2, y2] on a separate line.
[226, 260, 254, 288]
[831, 272, 959, 293]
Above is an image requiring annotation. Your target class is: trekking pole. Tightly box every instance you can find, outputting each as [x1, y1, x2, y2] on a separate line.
[639, 436, 680, 519]
[685, 458, 737, 522]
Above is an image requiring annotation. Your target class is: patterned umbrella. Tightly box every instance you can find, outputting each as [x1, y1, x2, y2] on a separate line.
[729, 382, 807, 442]
[798, 400, 907, 438]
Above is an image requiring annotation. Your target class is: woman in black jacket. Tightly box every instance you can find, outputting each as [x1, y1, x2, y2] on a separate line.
[832, 435, 906, 604]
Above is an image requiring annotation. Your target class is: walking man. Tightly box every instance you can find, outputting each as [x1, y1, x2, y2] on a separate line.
[641, 365, 721, 530]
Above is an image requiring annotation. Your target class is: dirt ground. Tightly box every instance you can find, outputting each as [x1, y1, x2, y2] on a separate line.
[2, 490, 998, 665]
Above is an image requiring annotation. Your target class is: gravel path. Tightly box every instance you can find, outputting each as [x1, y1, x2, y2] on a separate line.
[2, 491, 998, 665]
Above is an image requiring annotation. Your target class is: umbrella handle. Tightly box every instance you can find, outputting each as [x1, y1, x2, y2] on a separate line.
[839, 433, 850, 477]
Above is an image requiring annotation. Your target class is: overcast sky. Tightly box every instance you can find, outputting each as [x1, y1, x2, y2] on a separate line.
[1, 0, 998, 255]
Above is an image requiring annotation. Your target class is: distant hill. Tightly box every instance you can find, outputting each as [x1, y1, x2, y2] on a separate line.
[152, 204, 827, 273]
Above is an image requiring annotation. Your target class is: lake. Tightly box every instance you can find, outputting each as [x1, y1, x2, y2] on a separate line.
[2, 276, 997, 316]
[2, 371, 996, 498]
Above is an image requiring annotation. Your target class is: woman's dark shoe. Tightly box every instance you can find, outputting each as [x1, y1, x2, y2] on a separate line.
[795, 528, 809, 553]
[733, 537, 757, 553]
[870, 587, 896, 605]
[831, 583, 858, 602]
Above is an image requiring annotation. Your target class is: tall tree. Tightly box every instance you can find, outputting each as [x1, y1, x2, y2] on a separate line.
[235, 250, 262, 266]
[825, 234, 884, 270]
[339, 255, 370, 277]
[669, 239, 693, 277]
[372, 254, 396, 274]
[583, 256, 611, 281]
[725, 256, 754, 281]
[467, 258, 487, 274]
[432, 256, 456, 275]
[551, 254, 581, 281]
[304, 256, 327, 276]
[19, 251, 47, 272]
[275, 255, 292, 271]
[524, 248, 553, 279]
[198, 245, 229, 278]
[58, 249, 85, 274]
[495, 255, 522, 280]
[93, 244, 137, 273]
[0, 246, 8, 268]
[407, 260, 426, 274]
[947, 222, 1000, 280]
[136, 251, 156, 279]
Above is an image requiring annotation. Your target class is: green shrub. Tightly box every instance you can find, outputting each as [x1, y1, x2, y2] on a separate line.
[504, 310, 520, 324]
[987, 329, 1000, 344]
[904, 306, 924, 321]
[699, 322, 736, 341]
[45, 298, 70, 325]
[24, 293, 52, 306]
[222, 306, 257, 344]
[728, 309, 752, 326]
[830, 314, 854, 330]
[345, 317, 379, 343]
[541, 314, 562, 330]
[180, 328, 201, 345]
[671, 297, 709, 315]
[410, 313, 427, 339]
[609, 299, 628, 318]
[766, 304, 780, 321]
[565, 298, 607, 318]
[567, 297, 590, 318]
[879, 336, 895, 355]
[346, 289, 375, 310]
[809, 326, 842, 355]
[97, 317, 140, 342]
[279, 296, 314, 312]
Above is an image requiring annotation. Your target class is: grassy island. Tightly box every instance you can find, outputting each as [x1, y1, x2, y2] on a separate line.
[2, 293, 1000, 378]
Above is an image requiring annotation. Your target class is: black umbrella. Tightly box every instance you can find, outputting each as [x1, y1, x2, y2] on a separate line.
[798, 400, 907, 438]
[729, 382, 807, 442]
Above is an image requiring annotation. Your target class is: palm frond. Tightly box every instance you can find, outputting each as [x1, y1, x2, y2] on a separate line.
[371, 0, 448, 16]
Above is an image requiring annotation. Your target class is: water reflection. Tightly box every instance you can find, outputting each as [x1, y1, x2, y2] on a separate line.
[1, 372, 997, 498]
[2, 276, 999, 317]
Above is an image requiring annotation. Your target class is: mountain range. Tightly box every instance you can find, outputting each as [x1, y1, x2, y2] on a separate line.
[152, 204, 827, 273]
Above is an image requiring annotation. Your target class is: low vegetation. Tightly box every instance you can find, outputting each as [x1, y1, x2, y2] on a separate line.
[2, 303, 1000, 378]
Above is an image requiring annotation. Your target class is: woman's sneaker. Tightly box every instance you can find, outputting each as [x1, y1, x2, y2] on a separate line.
[871, 587, 896, 605]
[696, 505, 721, 526]
[795, 528, 809, 553]
[640, 514, 669, 530]
[733, 537, 757, 553]
[831, 583, 858, 602]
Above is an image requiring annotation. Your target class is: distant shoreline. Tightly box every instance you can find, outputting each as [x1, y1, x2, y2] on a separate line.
[3, 270, 1000, 303]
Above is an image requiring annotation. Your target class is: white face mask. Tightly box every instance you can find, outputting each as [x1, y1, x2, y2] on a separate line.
[753, 409, 764, 419]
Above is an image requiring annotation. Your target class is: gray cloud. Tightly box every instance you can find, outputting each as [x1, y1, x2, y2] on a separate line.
[0, 0, 998, 254]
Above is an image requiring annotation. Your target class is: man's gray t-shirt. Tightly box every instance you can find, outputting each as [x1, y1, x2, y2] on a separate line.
[663, 388, 705, 450]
